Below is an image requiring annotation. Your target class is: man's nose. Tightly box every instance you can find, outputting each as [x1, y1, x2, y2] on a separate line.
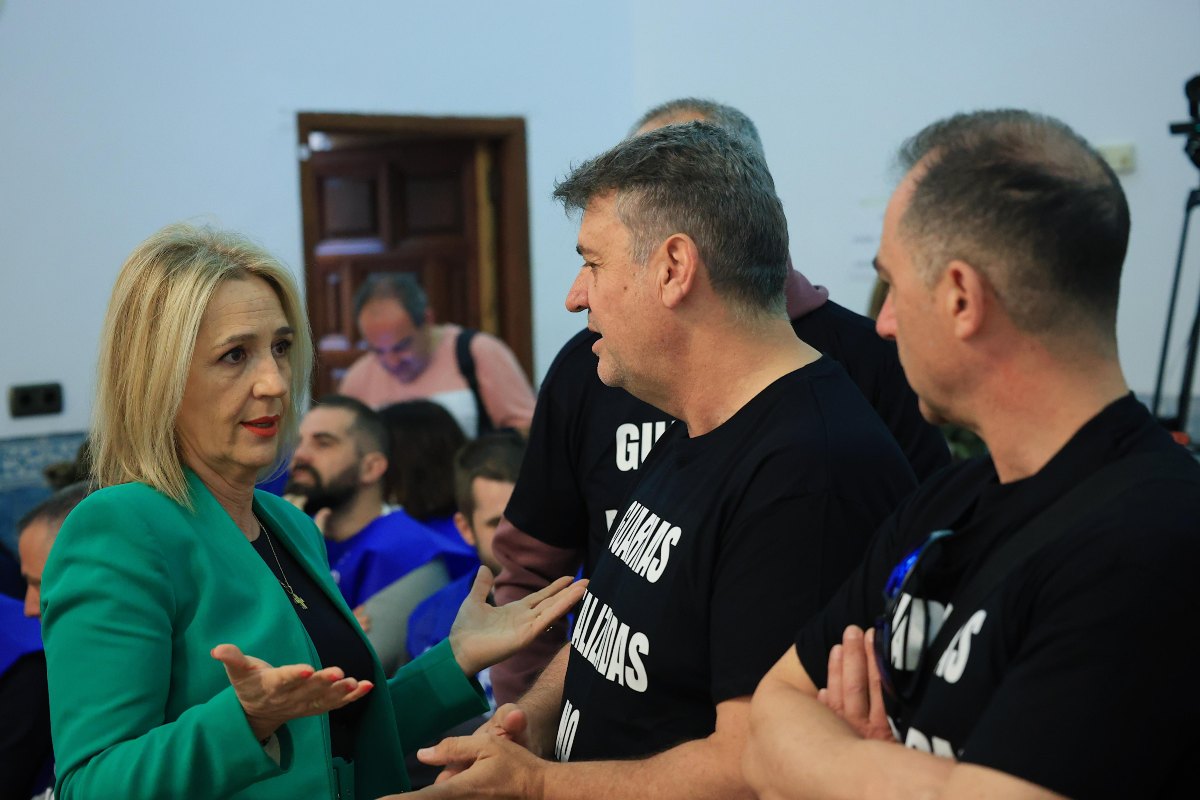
[565, 268, 589, 313]
[875, 289, 897, 341]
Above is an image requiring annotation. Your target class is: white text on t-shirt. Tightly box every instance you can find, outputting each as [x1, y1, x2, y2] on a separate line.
[615, 421, 670, 472]
[606, 501, 682, 583]
[569, 590, 651, 693]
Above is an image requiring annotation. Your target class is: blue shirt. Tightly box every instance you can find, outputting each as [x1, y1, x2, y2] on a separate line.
[325, 510, 479, 608]
[407, 573, 495, 709]
[0, 594, 41, 677]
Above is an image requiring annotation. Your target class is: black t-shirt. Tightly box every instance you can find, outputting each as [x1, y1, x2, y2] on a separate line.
[505, 328, 675, 575]
[0, 651, 53, 797]
[505, 308, 946, 573]
[791, 301, 949, 481]
[794, 395, 1200, 798]
[555, 359, 917, 762]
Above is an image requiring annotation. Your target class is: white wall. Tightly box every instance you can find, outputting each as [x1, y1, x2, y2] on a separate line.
[631, 0, 1200, 418]
[3, 0, 1198, 438]
[0, 0, 636, 438]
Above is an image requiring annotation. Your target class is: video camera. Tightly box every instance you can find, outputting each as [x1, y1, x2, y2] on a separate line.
[1168, 75, 1200, 170]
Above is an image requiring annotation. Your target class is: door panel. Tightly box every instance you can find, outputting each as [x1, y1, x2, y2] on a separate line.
[301, 129, 520, 397]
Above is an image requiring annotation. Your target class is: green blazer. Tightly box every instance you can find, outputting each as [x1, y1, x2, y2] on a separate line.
[41, 471, 487, 799]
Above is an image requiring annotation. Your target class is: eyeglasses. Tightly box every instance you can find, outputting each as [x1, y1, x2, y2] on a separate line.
[873, 528, 956, 705]
[368, 335, 416, 358]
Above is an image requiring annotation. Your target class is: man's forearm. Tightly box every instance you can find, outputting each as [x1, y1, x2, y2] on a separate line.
[538, 718, 754, 800]
[745, 668, 952, 800]
[516, 645, 570, 757]
[414, 688, 758, 799]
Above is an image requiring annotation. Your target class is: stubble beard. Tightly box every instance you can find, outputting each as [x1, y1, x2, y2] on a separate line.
[285, 463, 360, 516]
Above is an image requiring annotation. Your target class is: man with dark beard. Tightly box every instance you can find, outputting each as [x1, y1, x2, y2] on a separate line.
[286, 395, 478, 613]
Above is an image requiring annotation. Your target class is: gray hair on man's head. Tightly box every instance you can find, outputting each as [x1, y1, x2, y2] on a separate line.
[896, 109, 1129, 343]
[554, 121, 788, 319]
[353, 272, 428, 324]
[630, 97, 765, 158]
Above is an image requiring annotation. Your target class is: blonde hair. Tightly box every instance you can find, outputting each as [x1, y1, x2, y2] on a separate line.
[92, 223, 313, 507]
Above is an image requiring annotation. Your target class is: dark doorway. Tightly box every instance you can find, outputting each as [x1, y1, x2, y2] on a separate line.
[296, 113, 533, 398]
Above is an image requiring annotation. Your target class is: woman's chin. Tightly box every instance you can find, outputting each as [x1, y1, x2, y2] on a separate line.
[203, 449, 282, 487]
[244, 451, 281, 476]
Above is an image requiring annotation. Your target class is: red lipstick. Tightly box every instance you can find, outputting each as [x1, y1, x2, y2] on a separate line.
[242, 415, 281, 438]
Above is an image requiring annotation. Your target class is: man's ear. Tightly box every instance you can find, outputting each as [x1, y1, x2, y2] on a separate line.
[360, 451, 389, 485]
[658, 233, 701, 309]
[453, 511, 477, 547]
[944, 259, 988, 340]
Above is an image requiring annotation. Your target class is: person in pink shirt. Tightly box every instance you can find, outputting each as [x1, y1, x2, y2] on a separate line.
[338, 274, 535, 436]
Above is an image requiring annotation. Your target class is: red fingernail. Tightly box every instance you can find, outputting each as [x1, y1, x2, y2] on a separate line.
[299, 668, 314, 678]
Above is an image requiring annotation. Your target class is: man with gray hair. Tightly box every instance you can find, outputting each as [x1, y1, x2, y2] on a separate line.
[490, 97, 948, 706]
[744, 110, 1200, 799]
[408, 122, 916, 799]
[630, 96, 764, 145]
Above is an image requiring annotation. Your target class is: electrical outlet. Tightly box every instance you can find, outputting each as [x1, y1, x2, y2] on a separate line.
[1096, 143, 1136, 175]
[9, 383, 63, 417]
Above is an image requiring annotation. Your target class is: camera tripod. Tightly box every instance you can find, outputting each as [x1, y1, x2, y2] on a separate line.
[1150, 183, 1200, 440]
[1151, 76, 1200, 442]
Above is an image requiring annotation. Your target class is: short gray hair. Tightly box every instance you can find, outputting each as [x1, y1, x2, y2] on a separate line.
[897, 109, 1129, 339]
[353, 272, 428, 324]
[554, 121, 788, 318]
[630, 98, 765, 158]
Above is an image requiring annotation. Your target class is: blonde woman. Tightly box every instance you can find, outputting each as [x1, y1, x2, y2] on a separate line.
[40, 223, 583, 799]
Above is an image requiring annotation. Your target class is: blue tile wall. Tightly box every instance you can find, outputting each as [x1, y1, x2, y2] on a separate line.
[0, 431, 87, 560]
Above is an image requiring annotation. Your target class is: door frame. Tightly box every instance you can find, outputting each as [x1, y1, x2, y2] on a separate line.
[296, 112, 534, 377]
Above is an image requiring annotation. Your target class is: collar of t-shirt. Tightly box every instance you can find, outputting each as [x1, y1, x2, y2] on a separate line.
[664, 358, 838, 459]
[928, 392, 1151, 578]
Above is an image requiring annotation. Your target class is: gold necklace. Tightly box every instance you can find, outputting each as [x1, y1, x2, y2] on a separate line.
[257, 519, 308, 610]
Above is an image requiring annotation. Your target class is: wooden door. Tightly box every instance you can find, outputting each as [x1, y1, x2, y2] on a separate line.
[297, 115, 532, 398]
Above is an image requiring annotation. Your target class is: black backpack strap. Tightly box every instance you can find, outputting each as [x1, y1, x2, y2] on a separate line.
[455, 328, 495, 437]
[925, 450, 1190, 663]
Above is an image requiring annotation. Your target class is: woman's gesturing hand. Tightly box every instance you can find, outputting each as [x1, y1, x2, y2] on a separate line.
[211, 644, 374, 741]
[448, 568, 587, 677]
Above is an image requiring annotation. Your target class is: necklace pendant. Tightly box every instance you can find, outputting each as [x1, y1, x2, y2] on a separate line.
[291, 592, 307, 610]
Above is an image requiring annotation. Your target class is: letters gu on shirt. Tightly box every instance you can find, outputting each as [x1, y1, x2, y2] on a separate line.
[556, 362, 916, 763]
